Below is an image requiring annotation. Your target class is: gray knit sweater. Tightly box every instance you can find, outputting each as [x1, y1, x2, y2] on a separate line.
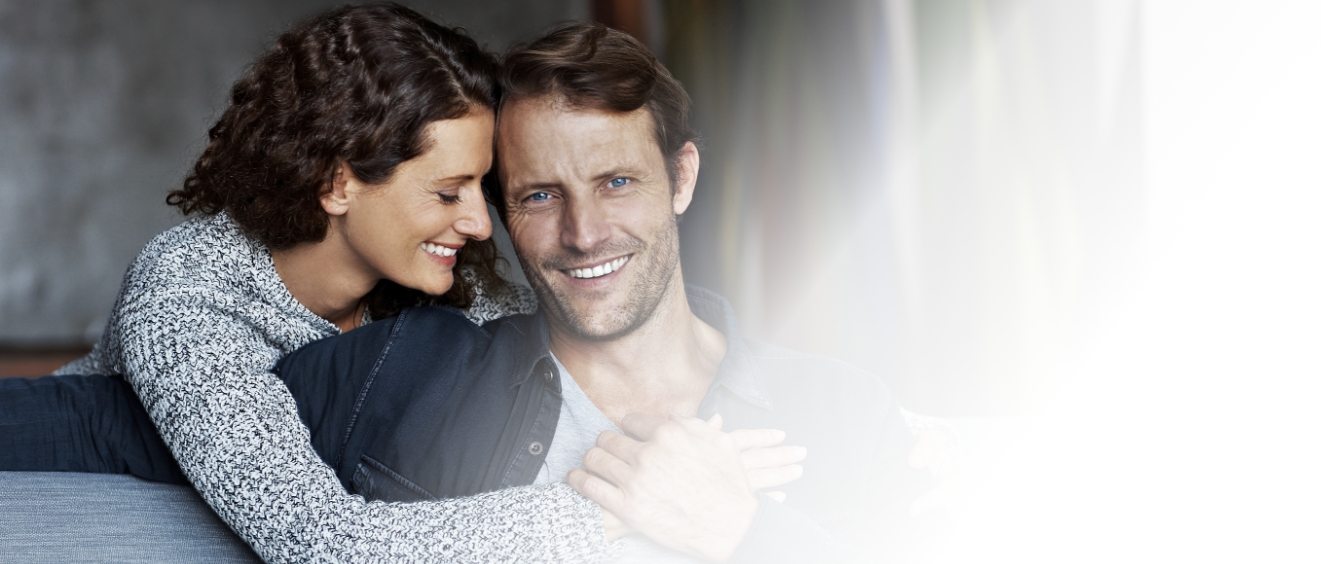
[56, 213, 606, 563]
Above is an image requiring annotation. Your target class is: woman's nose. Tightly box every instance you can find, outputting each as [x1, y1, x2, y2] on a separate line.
[453, 192, 493, 241]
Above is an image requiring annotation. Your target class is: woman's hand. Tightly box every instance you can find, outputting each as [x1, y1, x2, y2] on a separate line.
[570, 414, 806, 561]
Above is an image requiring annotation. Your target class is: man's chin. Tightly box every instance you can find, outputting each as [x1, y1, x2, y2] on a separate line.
[560, 318, 640, 342]
[547, 299, 640, 342]
[530, 278, 639, 339]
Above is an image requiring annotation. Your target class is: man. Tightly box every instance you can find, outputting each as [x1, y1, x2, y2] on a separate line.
[278, 23, 925, 561]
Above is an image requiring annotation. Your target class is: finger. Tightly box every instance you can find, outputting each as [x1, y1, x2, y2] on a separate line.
[764, 491, 787, 503]
[729, 428, 788, 450]
[747, 464, 804, 491]
[596, 430, 644, 463]
[568, 468, 626, 515]
[620, 413, 669, 440]
[582, 446, 634, 487]
[706, 413, 724, 431]
[740, 445, 807, 469]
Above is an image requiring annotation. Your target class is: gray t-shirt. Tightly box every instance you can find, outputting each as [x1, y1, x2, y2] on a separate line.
[536, 354, 698, 564]
[536, 353, 620, 484]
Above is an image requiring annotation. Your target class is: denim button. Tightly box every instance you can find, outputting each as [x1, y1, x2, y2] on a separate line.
[528, 441, 544, 455]
[542, 369, 553, 383]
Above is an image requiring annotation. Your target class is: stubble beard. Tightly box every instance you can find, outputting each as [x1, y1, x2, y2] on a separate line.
[520, 217, 681, 343]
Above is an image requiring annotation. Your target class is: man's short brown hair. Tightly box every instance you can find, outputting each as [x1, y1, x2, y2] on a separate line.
[491, 22, 698, 214]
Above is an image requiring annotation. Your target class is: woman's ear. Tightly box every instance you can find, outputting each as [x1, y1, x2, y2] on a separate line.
[671, 141, 701, 216]
[320, 163, 353, 216]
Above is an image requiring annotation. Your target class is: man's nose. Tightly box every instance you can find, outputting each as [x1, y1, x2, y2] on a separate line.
[560, 196, 609, 252]
[453, 195, 493, 241]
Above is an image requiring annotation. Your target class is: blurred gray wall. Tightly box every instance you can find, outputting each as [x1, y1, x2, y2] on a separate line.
[0, 0, 584, 345]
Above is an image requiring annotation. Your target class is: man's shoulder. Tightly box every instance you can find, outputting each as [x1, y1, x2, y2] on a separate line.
[281, 305, 493, 389]
[732, 338, 915, 465]
[479, 310, 547, 353]
[688, 286, 901, 415]
[741, 339, 892, 402]
[480, 309, 540, 333]
[742, 340, 863, 371]
[368, 306, 500, 375]
[397, 304, 495, 337]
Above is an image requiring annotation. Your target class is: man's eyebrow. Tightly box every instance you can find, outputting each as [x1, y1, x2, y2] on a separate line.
[591, 167, 646, 182]
[504, 165, 648, 194]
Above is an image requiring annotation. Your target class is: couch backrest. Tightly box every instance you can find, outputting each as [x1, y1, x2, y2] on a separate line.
[0, 471, 259, 563]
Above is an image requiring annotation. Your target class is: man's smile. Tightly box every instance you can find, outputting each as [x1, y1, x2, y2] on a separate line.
[563, 255, 631, 280]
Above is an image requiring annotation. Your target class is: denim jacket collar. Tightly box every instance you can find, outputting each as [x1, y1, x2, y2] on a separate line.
[506, 312, 555, 390]
[688, 286, 774, 411]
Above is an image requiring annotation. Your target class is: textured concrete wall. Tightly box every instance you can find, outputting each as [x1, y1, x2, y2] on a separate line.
[0, 0, 584, 344]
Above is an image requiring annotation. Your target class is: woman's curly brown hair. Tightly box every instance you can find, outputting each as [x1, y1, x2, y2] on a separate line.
[166, 2, 507, 316]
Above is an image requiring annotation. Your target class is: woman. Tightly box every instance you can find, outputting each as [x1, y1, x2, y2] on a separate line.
[2, 4, 608, 562]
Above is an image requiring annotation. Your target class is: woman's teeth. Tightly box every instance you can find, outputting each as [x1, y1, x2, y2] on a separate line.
[568, 256, 629, 279]
[422, 242, 458, 257]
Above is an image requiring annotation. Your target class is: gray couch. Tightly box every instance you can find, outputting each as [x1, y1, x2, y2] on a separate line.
[0, 472, 258, 563]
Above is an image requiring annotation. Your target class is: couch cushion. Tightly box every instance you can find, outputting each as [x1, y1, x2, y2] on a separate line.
[0, 471, 259, 563]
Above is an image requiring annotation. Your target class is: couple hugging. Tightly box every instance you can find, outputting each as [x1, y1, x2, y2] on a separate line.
[0, 3, 924, 562]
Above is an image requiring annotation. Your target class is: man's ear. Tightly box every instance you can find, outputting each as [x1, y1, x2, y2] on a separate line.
[320, 162, 353, 216]
[671, 141, 700, 215]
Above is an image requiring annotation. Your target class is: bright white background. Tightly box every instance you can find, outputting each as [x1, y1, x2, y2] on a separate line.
[911, 1, 1321, 561]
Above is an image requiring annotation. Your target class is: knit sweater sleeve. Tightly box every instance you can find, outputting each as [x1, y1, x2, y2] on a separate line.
[115, 284, 607, 563]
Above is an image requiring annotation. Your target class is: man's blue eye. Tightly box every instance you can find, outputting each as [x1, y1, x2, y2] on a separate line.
[608, 177, 629, 189]
[527, 192, 551, 202]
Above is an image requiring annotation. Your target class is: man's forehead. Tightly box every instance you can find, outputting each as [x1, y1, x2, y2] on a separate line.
[499, 96, 651, 138]
[496, 97, 662, 178]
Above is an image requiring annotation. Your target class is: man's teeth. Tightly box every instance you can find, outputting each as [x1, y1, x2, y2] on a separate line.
[422, 242, 458, 257]
[567, 256, 629, 279]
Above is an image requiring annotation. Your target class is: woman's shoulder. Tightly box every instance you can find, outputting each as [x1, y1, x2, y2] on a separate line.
[109, 212, 321, 337]
[125, 213, 271, 294]
[100, 213, 330, 362]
